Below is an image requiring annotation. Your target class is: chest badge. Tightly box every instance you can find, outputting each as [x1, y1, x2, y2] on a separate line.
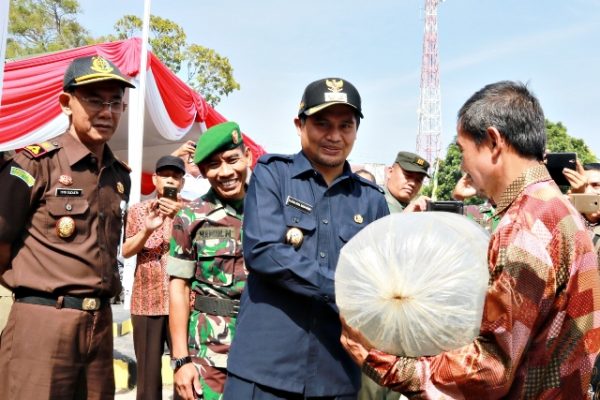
[354, 214, 364, 224]
[56, 216, 75, 238]
[116, 181, 125, 194]
[285, 227, 304, 249]
[58, 175, 73, 186]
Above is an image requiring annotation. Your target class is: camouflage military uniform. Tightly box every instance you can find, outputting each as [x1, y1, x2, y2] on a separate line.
[168, 188, 246, 399]
[463, 201, 499, 233]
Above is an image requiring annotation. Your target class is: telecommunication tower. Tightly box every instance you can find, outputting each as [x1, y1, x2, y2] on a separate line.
[416, 0, 443, 165]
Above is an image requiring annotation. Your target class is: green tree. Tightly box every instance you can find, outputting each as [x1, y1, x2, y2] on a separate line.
[545, 120, 596, 164]
[7, 1, 241, 107]
[422, 119, 597, 201]
[113, 15, 240, 106]
[7, 0, 95, 59]
[113, 15, 186, 74]
[185, 45, 240, 107]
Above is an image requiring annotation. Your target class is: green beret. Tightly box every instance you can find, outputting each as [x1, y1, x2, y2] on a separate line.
[194, 121, 244, 164]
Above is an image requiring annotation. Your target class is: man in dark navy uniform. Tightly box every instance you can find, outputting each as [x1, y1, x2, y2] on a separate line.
[223, 78, 389, 399]
[0, 55, 134, 400]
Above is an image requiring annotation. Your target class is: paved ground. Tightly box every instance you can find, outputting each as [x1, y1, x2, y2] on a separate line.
[112, 303, 174, 399]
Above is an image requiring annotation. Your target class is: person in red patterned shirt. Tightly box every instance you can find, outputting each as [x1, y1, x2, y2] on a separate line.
[341, 81, 600, 399]
[123, 155, 186, 400]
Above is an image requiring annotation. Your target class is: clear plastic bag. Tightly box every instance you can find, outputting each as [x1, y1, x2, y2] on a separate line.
[335, 212, 490, 357]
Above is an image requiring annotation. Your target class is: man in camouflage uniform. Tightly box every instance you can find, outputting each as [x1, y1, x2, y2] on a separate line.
[167, 121, 252, 400]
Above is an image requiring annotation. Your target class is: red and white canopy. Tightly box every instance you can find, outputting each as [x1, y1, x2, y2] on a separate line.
[0, 37, 266, 194]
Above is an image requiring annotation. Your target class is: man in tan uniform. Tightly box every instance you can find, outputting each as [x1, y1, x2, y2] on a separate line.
[0, 55, 134, 400]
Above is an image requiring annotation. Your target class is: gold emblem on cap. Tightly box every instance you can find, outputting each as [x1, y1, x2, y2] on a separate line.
[285, 227, 304, 249]
[232, 130, 239, 144]
[91, 56, 114, 73]
[416, 158, 425, 166]
[56, 216, 75, 238]
[59, 175, 73, 186]
[354, 214, 364, 224]
[116, 182, 125, 194]
[326, 79, 344, 93]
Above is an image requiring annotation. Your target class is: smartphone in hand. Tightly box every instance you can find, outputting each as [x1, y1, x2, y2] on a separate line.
[569, 193, 600, 213]
[546, 152, 576, 187]
[163, 186, 178, 201]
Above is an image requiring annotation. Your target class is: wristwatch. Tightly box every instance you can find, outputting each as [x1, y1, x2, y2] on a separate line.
[170, 356, 193, 371]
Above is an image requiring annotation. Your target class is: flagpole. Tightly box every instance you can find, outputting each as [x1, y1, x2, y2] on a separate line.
[0, 0, 11, 108]
[123, 0, 151, 309]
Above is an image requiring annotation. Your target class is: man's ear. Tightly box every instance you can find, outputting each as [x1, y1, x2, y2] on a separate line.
[59, 92, 72, 116]
[486, 127, 504, 156]
[244, 146, 253, 167]
[294, 117, 302, 137]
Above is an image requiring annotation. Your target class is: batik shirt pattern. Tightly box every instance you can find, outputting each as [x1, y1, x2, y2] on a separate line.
[127, 200, 172, 315]
[364, 165, 600, 399]
[169, 189, 246, 369]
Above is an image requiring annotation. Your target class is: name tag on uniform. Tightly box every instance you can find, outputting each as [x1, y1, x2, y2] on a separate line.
[55, 188, 83, 197]
[196, 227, 233, 240]
[285, 196, 313, 214]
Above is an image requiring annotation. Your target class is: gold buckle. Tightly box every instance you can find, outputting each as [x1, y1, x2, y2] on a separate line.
[82, 297, 100, 311]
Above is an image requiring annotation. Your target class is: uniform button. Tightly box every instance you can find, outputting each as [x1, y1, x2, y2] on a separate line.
[319, 251, 326, 258]
[322, 219, 328, 224]
[90, 157, 97, 163]
[99, 212, 105, 219]
[293, 217, 299, 223]
[65, 204, 72, 211]
[323, 295, 330, 302]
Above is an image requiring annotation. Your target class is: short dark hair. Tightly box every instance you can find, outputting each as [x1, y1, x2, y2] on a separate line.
[355, 169, 376, 182]
[583, 163, 600, 171]
[457, 81, 546, 161]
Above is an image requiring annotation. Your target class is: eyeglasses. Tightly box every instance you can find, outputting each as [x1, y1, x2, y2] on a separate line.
[76, 95, 127, 114]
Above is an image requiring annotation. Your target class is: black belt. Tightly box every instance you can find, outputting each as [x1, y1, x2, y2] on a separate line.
[14, 290, 107, 311]
[194, 296, 240, 317]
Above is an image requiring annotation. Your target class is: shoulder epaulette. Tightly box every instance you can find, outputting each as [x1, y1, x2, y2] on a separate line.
[354, 174, 384, 194]
[21, 141, 60, 159]
[115, 157, 132, 172]
[258, 153, 293, 165]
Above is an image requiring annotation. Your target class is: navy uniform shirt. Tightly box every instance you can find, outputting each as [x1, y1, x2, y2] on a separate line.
[227, 151, 389, 397]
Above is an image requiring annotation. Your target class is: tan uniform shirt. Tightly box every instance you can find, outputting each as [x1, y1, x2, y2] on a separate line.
[0, 133, 130, 297]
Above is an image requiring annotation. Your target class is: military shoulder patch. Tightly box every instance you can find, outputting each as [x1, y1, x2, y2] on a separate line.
[258, 153, 293, 165]
[22, 142, 59, 159]
[10, 166, 35, 187]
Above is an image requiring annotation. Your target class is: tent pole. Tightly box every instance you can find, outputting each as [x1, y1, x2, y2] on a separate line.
[123, 0, 151, 309]
[0, 0, 11, 108]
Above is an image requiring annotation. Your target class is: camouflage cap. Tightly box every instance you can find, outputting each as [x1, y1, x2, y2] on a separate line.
[194, 121, 244, 164]
[63, 55, 135, 91]
[395, 151, 430, 177]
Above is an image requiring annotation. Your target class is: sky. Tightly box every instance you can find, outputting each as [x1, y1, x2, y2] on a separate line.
[78, 0, 600, 165]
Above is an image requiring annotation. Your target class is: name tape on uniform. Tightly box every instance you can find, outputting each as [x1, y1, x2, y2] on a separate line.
[55, 188, 83, 197]
[285, 196, 313, 214]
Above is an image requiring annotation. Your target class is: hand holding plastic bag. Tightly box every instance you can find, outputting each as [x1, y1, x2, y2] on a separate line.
[335, 212, 489, 357]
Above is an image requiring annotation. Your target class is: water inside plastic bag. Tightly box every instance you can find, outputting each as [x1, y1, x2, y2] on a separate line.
[335, 212, 490, 357]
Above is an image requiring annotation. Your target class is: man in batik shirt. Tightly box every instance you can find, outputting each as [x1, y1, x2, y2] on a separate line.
[341, 81, 600, 399]
[123, 155, 185, 400]
[167, 121, 252, 400]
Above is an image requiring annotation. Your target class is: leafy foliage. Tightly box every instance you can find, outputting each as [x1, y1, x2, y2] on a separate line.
[113, 15, 186, 73]
[7, 1, 240, 106]
[113, 15, 240, 106]
[422, 119, 597, 201]
[185, 44, 240, 107]
[7, 0, 96, 58]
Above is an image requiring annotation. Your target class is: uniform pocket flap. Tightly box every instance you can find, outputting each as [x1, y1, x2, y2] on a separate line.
[47, 197, 89, 216]
[284, 212, 316, 232]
